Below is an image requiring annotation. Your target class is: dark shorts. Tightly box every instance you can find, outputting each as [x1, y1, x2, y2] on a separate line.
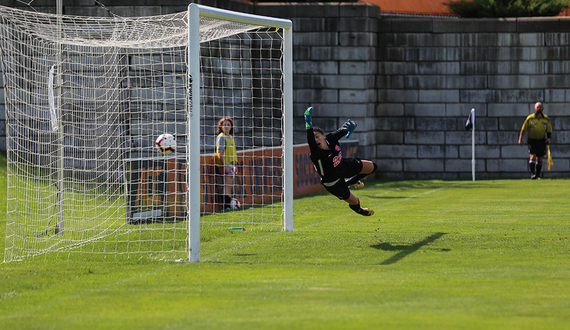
[528, 139, 547, 157]
[341, 158, 364, 179]
[322, 158, 363, 200]
[323, 179, 352, 200]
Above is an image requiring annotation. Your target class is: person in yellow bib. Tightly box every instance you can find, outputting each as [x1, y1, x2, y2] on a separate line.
[215, 117, 239, 210]
[518, 102, 553, 180]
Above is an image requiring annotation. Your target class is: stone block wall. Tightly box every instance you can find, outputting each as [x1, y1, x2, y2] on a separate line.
[376, 16, 570, 178]
[1, 1, 570, 178]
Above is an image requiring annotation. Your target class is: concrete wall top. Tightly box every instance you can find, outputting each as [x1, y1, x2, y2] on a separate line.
[382, 15, 570, 34]
[256, 2, 379, 18]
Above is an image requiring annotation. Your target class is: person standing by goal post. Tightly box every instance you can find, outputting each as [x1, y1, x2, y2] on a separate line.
[518, 102, 553, 180]
[304, 107, 377, 216]
[215, 117, 239, 210]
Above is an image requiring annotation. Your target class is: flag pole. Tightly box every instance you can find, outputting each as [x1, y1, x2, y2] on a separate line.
[471, 108, 475, 182]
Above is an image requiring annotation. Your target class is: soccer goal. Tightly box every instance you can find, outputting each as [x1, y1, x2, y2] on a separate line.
[0, 4, 293, 262]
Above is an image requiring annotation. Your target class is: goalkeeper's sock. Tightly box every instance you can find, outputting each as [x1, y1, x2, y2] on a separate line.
[349, 202, 373, 216]
[536, 162, 542, 177]
[346, 174, 366, 186]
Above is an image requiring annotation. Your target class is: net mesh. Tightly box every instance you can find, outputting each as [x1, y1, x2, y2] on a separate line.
[0, 5, 286, 261]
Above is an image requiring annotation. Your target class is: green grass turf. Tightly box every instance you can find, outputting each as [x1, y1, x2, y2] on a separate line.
[1, 151, 569, 329]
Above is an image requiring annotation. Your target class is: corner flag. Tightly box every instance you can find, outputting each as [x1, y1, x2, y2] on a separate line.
[465, 108, 475, 181]
[465, 108, 475, 130]
[547, 145, 553, 171]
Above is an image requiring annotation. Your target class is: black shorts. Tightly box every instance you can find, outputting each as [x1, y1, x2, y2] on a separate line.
[528, 139, 547, 157]
[322, 158, 363, 200]
[323, 179, 351, 200]
[341, 158, 364, 179]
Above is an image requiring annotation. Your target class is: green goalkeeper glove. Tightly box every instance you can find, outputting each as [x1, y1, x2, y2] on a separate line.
[341, 119, 357, 138]
[304, 107, 313, 129]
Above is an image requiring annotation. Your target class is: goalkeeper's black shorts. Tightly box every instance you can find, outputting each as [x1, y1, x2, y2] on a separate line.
[323, 179, 351, 200]
[321, 158, 363, 200]
[528, 138, 547, 157]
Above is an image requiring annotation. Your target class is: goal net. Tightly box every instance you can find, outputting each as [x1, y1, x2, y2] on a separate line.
[0, 4, 293, 262]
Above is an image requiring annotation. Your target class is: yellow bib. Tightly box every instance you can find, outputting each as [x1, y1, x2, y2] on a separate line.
[215, 132, 237, 165]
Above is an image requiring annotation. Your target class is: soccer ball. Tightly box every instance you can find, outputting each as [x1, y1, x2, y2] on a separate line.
[230, 198, 241, 210]
[155, 133, 176, 155]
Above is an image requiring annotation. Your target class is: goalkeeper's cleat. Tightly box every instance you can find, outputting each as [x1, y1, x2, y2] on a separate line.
[360, 208, 374, 216]
[351, 180, 364, 189]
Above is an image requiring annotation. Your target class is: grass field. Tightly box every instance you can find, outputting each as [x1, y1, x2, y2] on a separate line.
[1, 151, 569, 329]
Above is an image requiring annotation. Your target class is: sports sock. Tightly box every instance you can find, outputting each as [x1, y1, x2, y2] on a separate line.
[346, 174, 366, 186]
[536, 162, 542, 177]
[349, 202, 361, 213]
[349, 202, 371, 216]
[529, 160, 536, 174]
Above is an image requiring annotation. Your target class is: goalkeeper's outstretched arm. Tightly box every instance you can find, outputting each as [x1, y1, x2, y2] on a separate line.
[305, 107, 319, 153]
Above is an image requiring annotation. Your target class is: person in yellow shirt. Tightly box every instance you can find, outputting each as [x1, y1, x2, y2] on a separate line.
[215, 117, 239, 210]
[518, 102, 553, 180]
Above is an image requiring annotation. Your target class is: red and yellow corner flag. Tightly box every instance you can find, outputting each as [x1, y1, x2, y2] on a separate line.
[547, 145, 553, 171]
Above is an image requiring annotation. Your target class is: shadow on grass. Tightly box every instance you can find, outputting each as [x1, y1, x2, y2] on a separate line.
[371, 232, 447, 265]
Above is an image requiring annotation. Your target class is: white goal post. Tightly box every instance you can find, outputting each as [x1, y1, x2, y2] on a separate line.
[0, 4, 293, 262]
[187, 4, 293, 262]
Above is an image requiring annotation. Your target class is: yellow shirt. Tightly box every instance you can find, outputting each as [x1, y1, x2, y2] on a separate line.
[522, 113, 552, 140]
[215, 132, 237, 165]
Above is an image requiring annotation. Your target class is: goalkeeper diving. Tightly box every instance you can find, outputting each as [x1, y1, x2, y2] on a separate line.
[304, 107, 378, 216]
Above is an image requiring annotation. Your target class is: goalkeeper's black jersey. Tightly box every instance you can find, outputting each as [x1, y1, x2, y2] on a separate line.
[307, 128, 348, 184]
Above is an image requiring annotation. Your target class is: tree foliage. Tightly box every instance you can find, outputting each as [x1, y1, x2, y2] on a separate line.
[444, 0, 570, 18]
